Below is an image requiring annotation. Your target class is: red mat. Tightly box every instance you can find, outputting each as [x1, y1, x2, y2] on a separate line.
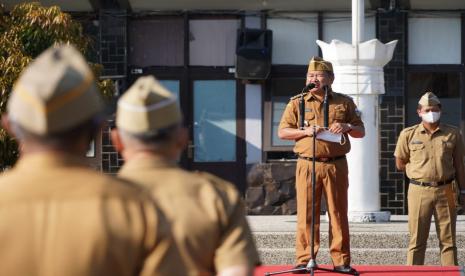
[255, 265, 464, 276]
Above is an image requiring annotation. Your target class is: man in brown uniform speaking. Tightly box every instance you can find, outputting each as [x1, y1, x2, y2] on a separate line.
[0, 45, 183, 276]
[111, 75, 260, 276]
[278, 57, 365, 273]
[395, 92, 465, 265]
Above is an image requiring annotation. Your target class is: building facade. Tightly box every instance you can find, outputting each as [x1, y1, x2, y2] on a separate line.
[6, 0, 465, 215]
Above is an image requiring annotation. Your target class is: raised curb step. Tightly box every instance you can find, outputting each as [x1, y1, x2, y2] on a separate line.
[258, 248, 465, 265]
[249, 215, 465, 265]
[253, 232, 465, 249]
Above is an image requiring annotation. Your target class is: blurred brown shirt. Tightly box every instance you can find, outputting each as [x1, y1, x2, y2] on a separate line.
[119, 155, 260, 276]
[0, 152, 183, 276]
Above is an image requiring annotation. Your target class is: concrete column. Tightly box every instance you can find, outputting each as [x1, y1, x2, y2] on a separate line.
[244, 15, 263, 164]
[245, 84, 262, 164]
[317, 39, 397, 222]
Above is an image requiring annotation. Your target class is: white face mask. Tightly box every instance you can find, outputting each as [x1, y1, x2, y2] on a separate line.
[421, 111, 441, 123]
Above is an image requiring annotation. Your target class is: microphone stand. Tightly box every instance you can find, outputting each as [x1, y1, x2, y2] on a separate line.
[299, 86, 307, 130]
[323, 86, 329, 129]
[265, 86, 358, 276]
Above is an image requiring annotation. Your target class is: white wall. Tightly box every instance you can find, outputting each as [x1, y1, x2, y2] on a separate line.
[267, 14, 319, 65]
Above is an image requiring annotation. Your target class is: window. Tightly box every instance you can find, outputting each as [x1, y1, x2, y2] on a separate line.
[264, 69, 307, 159]
[189, 19, 239, 66]
[406, 13, 463, 130]
[267, 14, 318, 65]
[408, 13, 461, 64]
[322, 12, 376, 43]
[129, 18, 184, 67]
[193, 80, 237, 162]
[270, 78, 305, 147]
[407, 71, 461, 127]
[159, 80, 180, 102]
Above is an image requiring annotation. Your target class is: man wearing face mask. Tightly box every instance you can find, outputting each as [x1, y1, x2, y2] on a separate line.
[395, 91, 465, 265]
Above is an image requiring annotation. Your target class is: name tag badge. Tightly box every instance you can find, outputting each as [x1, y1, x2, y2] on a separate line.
[411, 140, 423, 145]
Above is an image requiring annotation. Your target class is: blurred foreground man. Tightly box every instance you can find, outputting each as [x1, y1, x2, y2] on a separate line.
[0, 45, 183, 276]
[395, 91, 465, 265]
[112, 75, 260, 276]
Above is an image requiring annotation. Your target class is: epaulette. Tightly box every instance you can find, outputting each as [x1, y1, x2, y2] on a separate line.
[402, 125, 419, 133]
[441, 123, 459, 130]
[333, 91, 354, 101]
[290, 92, 309, 101]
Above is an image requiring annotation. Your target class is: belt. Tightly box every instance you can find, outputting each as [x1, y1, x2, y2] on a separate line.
[410, 178, 454, 187]
[298, 155, 346, 163]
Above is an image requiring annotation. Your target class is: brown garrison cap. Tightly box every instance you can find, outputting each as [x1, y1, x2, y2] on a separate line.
[7, 44, 103, 135]
[418, 91, 441, 106]
[308, 56, 333, 72]
[116, 76, 182, 134]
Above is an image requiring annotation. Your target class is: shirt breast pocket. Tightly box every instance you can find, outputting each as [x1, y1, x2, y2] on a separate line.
[330, 105, 346, 123]
[304, 111, 315, 126]
[408, 143, 426, 163]
[439, 139, 454, 157]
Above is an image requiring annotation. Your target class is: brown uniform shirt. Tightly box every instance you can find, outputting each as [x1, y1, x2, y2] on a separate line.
[0, 153, 182, 276]
[119, 155, 260, 276]
[394, 123, 465, 182]
[279, 90, 364, 157]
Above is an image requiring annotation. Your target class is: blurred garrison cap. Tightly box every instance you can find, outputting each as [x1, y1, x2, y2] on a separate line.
[7, 44, 103, 135]
[116, 75, 181, 134]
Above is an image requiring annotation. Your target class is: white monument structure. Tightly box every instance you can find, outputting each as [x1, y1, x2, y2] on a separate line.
[317, 0, 397, 222]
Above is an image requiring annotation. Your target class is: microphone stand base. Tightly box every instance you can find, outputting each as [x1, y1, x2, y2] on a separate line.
[264, 260, 360, 276]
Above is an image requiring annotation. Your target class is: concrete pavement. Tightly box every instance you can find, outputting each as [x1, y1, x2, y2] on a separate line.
[248, 215, 465, 265]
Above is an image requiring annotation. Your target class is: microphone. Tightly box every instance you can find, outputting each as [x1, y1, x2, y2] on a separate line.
[302, 82, 316, 93]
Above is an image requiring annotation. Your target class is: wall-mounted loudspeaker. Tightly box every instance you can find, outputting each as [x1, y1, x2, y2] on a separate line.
[235, 28, 272, 80]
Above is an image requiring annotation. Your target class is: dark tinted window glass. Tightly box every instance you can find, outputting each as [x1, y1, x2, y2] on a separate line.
[129, 19, 184, 67]
[407, 72, 460, 127]
[271, 78, 305, 146]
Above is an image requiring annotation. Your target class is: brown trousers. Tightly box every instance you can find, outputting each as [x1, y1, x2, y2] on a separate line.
[295, 158, 351, 266]
[407, 183, 457, 265]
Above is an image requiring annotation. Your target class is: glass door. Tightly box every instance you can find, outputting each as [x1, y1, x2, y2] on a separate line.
[187, 79, 246, 192]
